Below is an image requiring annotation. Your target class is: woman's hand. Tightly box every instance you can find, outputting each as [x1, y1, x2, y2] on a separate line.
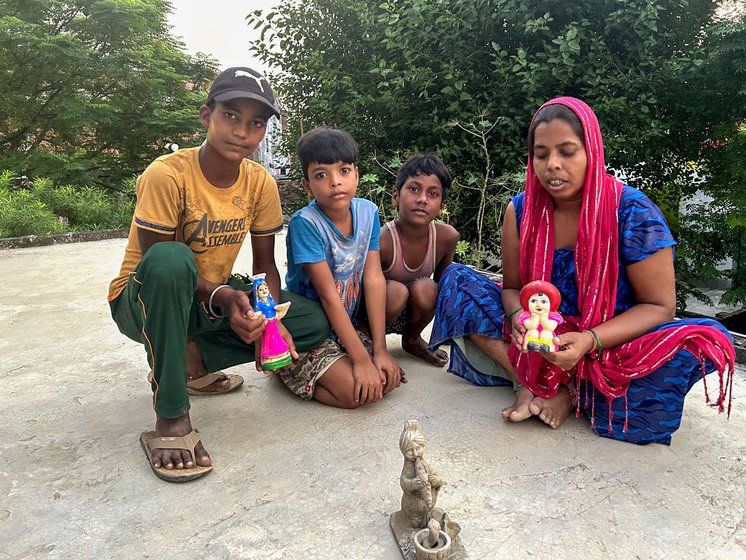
[542, 330, 595, 371]
[510, 313, 527, 351]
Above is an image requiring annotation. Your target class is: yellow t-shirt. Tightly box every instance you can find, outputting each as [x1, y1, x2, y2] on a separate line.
[108, 147, 283, 300]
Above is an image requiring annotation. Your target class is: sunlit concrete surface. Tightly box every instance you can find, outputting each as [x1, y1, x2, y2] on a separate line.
[1, 235, 744, 559]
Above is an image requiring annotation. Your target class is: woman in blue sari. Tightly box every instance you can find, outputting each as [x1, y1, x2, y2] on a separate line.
[429, 97, 735, 445]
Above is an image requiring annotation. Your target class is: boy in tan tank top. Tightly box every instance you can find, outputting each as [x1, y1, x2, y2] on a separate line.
[379, 153, 459, 366]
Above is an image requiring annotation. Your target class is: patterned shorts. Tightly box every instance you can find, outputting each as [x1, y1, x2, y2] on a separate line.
[277, 330, 374, 399]
[386, 309, 408, 336]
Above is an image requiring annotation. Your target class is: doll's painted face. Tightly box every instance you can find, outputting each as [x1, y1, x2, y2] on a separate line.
[256, 282, 270, 300]
[528, 292, 551, 316]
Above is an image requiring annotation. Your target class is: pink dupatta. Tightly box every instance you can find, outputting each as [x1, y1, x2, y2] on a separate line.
[509, 97, 735, 429]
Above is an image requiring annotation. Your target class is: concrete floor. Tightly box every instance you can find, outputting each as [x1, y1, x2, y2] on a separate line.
[1, 235, 744, 560]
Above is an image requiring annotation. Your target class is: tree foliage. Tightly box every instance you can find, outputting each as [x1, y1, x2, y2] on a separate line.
[0, 0, 218, 187]
[251, 0, 717, 170]
[250, 0, 746, 306]
[671, 16, 746, 306]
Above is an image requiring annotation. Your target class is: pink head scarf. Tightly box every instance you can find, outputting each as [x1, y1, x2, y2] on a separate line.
[509, 97, 734, 428]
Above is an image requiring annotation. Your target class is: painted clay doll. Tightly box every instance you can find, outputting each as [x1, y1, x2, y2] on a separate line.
[250, 273, 292, 370]
[518, 280, 563, 353]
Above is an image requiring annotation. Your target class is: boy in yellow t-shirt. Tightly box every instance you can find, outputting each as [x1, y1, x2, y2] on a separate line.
[108, 67, 329, 482]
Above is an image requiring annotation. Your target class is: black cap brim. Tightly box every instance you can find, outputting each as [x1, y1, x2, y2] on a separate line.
[212, 90, 280, 119]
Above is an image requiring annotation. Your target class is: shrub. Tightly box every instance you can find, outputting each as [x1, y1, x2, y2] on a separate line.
[40, 184, 117, 230]
[0, 187, 64, 237]
[0, 170, 135, 237]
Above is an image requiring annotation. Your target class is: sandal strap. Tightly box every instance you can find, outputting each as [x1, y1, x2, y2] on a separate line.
[145, 429, 200, 458]
[186, 371, 222, 390]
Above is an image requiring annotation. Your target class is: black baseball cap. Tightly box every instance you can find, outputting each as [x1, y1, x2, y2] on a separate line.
[206, 67, 280, 119]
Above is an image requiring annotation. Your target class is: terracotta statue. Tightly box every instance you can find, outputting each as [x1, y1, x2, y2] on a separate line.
[249, 273, 292, 370]
[390, 420, 466, 559]
[398, 419, 443, 529]
[517, 280, 563, 353]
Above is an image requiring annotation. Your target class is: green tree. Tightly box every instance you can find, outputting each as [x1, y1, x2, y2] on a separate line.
[251, 0, 745, 305]
[0, 0, 218, 188]
[668, 15, 746, 306]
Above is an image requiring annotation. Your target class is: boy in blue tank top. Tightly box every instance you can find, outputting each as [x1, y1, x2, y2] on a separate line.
[283, 127, 405, 407]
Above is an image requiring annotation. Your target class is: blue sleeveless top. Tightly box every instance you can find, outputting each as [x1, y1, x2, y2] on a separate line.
[513, 186, 676, 316]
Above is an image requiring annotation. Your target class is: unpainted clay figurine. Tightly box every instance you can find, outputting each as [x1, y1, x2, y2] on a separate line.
[249, 273, 292, 370]
[518, 280, 563, 353]
[398, 419, 444, 529]
[390, 420, 466, 559]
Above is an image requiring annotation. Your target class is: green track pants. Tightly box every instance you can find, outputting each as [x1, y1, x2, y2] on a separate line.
[109, 242, 330, 418]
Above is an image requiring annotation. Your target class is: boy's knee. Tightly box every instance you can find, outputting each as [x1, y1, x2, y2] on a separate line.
[342, 396, 363, 409]
[387, 280, 409, 307]
[409, 278, 438, 307]
[138, 242, 197, 286]
[387, 279, 408, 296]
[320, 390, 361, 409]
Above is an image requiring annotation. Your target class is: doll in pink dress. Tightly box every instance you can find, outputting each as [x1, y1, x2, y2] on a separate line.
[518, 280, 563, 353]
[250, 274, 292, 370]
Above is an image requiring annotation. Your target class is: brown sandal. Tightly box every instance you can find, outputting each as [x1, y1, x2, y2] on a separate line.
[186, 371, 243, 395]
[139, 430, 213, 482]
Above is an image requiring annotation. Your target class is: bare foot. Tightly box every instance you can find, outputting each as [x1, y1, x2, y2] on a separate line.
[402, 337, 448, 367]
[150, 412, 211, 470]
[186, 337, 230, 392]
[501, 385, 535, 422]
[528, 386, 572, 429]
